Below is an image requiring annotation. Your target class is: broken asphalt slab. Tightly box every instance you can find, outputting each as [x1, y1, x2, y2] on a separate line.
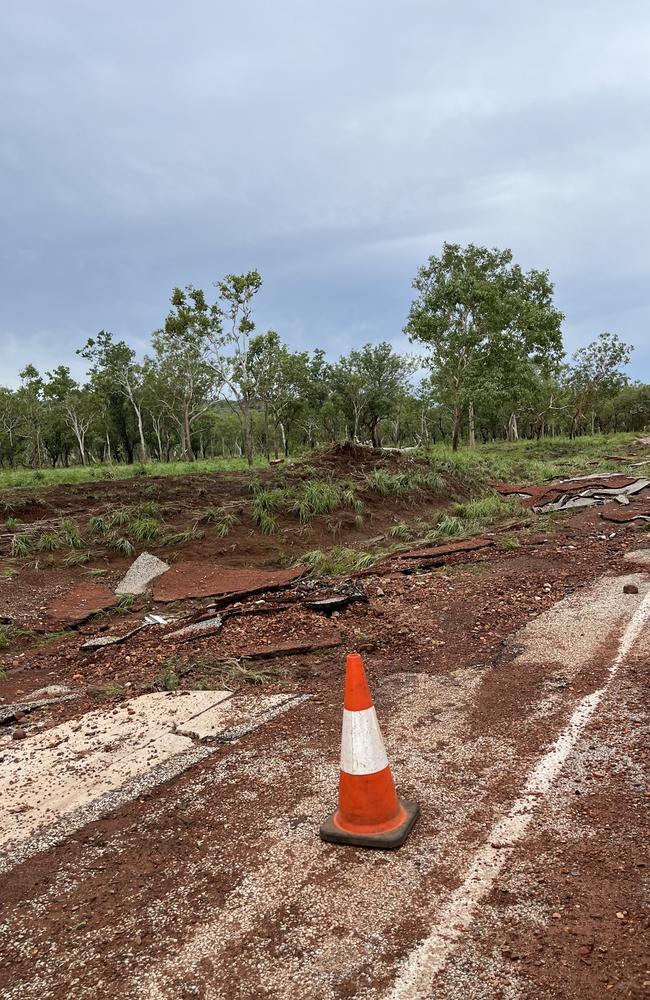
[0, 689, 308, 874]
[45, 582, 119, 628]
[151, 563, 305, 603]
[496, 475, 650, 514]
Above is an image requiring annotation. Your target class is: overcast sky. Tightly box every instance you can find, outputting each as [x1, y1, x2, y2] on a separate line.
[2, 0, 649, 387]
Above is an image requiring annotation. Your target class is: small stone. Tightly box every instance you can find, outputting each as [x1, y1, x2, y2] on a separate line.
[623, 584, 639, 594]
[12, 729, 27, 741]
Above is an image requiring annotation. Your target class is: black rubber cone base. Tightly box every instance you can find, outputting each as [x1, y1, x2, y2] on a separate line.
[319, 799, 420, 849]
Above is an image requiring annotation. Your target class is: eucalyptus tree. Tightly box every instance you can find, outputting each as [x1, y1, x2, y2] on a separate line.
[405, 243, 564, 449]
[154, 285, 217, 460]
[566, 332, 632, 436]
[79, 331, 148, 463]
[248, 330, 312, 457]
[331, 342, 414, 447]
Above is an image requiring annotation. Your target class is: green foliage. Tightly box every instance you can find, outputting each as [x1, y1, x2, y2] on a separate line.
[406, 242, 564, 450]
[299, 546, 376, 576]
[203, 506, 239, 537]
[105, 533, 135, 556]
[128, 516, 161, 542]
[59, 520, 85, 548]
[292, 480, 346, 523]
[10, 533, 33, 557]
[115, 593, 136, 612]
[63, 550, 93, 565]
[163, 527, 204, 546]
[0, 624, 27, 650]
[37, 531, 63, 552]
[452, 494, 521, 522]
[154, 661, 181, 691]
[388, 521, 412, 540]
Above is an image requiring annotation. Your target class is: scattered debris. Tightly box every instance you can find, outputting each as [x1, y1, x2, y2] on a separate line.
[115, 552, 170, 595]
[0, 686, 78, 725]
[305, 595, 361, 614]
[303, 580, 368, 614]
[143, 613, 172, 625]
[152, 563, 305, 603]
[496, 476, 650, 515]
[397, 537, 494, 560]
[80, 625, 148, 651]
[236, 634, 341, 660]
[164, 616, 223, 642]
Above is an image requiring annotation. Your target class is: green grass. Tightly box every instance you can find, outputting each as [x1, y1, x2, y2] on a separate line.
[105, 533, 135, 556]
[0, 624, 27, 650]
[129, 516, 161, 542]
[0, 456, 270, 490]
[163, 527, 205, 546]
[202, 506, 239, 537]
[63, 549, 93, 566]
[299, 546, 377, 576]
[426, 433, 642, 489]
[388, 521, 412, 540]
[154, 661, 181, 691]
[452, 494, 522, 522]
[10, 533, 33, 557]
[92, 682, 126, 699]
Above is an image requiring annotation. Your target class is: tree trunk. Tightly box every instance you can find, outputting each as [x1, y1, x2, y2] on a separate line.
[507, 412, 519, 442]
[135, 407, 147, 463]
[280, 421, 288, 457]
[468, 400, 476, 449]
[242, 403, 253, 465]
[183, 404, 195, 461]
[451, 406, 462, 451]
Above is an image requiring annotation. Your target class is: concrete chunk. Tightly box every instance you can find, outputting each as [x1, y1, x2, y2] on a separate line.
[116, 552, 169, 595]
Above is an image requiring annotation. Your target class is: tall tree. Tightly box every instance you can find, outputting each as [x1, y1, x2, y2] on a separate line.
[153, 285, 216, 461]
[405, 243, 564, 449]
[248, 331, 310, 457]
[207, 271, 263, 466]
[566, 332, 632, 437]
[331, 343, 414, 447]
[79, 331, 148, 462]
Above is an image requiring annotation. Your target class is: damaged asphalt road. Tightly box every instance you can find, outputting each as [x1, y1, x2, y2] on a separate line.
[0, 501, 649, 999]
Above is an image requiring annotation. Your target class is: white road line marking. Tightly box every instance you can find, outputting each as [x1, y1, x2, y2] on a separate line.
[385, 587, 650, 1000]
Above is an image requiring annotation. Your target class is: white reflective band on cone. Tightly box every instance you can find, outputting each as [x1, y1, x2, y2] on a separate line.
[340, 706, 389, 775]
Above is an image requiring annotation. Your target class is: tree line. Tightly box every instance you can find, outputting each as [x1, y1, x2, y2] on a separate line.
[1, 243, 646, 469]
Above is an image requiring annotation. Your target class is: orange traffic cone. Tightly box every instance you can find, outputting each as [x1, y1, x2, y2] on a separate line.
[320, 653, 419, 849]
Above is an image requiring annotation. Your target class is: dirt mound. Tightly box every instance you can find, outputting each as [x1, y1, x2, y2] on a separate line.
[307, 441, 422, 474]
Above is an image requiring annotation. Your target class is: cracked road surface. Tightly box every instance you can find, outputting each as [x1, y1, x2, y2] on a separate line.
[1, 548, 649, 999]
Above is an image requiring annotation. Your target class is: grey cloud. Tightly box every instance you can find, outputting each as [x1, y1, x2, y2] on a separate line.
[1, 0, 649, 386]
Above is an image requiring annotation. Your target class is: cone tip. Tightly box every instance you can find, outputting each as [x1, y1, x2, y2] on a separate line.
[344, 651, 373, 711]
